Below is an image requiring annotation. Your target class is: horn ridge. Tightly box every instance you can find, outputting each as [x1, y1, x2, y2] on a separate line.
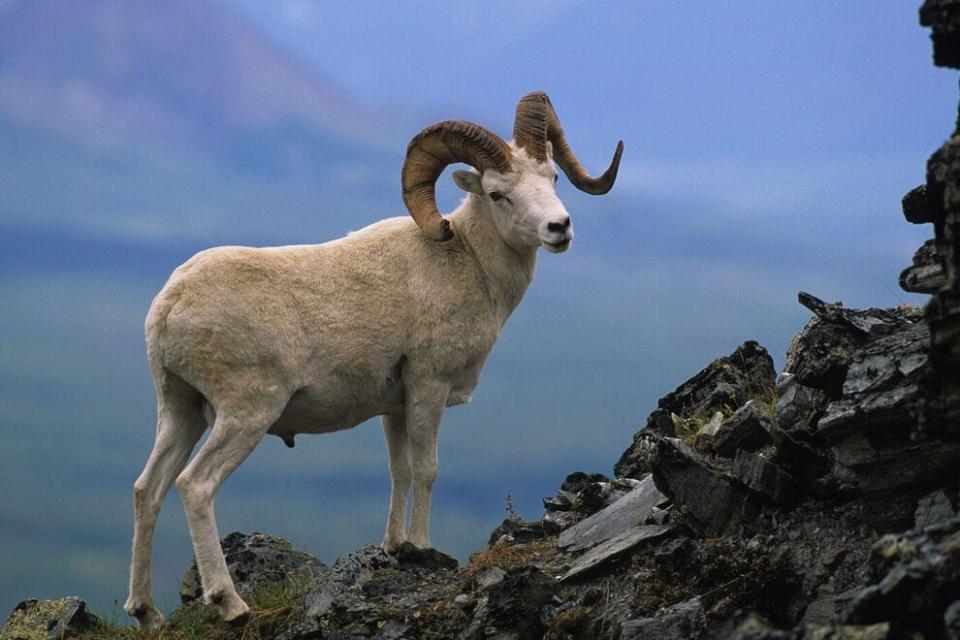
[512, 91, 623, 195]
[402, 120, 511, 241]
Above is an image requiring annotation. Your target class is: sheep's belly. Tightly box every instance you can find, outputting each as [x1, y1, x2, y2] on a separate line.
[269, 382, 404, 437]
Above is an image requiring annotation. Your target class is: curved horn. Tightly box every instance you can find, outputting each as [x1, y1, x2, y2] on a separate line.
[513, 91, 623, 195]
[402, 120, 512, 241]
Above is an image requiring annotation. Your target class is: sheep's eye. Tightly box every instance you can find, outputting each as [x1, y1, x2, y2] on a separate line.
[489, 192, 503, 202]
[553, 174, 559, 184]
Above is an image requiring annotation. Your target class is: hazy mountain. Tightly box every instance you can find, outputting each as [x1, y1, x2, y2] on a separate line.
[0, 0, 382, 149]
[0, 0, 399, 246]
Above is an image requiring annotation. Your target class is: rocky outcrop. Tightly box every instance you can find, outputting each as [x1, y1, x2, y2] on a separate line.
[0, 597, 98, 640]
[614, 341, 776, 479]
[179, 531, 325, 604]
[7, 308, 959, 640]
[917, 0, 960, 438]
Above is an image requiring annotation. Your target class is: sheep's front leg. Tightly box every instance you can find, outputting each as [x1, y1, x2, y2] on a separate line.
[382, 411, 411, 551]
[405, 381, 449, 549]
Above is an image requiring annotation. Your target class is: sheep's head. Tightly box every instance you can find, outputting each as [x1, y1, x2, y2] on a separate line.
[401, 91, 623, 252]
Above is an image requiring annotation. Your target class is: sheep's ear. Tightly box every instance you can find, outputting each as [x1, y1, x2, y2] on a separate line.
[453, 170, 484, 195]
[545, 141, 554, 159]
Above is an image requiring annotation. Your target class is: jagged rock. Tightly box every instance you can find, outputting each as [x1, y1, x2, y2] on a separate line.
[731, 450, 800, 507]
[488, 516, 547, 546]
[798, 307, 960, 529]
[180, 531, 325, 604]
[291, 542, 461, 639]
[698, 411, 725, 437]
[561, 471, 610, 494]
[797, 293, 916, 339]
[542, 471, 610, 512]
[946, 600, 960, 640]
[916, 489, 959, 529]
[301, 544, 395, 621]
[391, 541, 458, 571]
[702, 613, 793, 640]
[902, 184, 935, 224]
[775, 376, 830, 435]
[542, 510, 579, 535]
[621, 596, 705, 640]
[0, 597, 98, 640]
[900, 239, 946, 293]
[766, 421, 831, 488]
[476, 566, 507, 590]
[705, 613, 892, 640]
[651, 436, 760, 536]
[920, 0, 960, 68]
[783, 293, 918, 399]
[845, 517, 960, 637]
[614, 429, 660, 479]
[558, 474, 668, 552]
[543, 493, 575, 512]
[579, 477, 643, 514]
[712, 401, 774, 457]
[560, 524, 671, 582]
[817, 319, 929, 442]
[616, 341, 775, 477]
[465, 566, 556, 640]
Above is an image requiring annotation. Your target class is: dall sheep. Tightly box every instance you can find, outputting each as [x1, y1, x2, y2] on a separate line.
[124, 91, 623, 628]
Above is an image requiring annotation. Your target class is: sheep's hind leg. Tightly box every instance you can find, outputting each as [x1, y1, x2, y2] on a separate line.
[405, 381, 449, 549]
[125, 379, 206, 630]
[382, 411, 411, 551]
[175, 391, 287, 623]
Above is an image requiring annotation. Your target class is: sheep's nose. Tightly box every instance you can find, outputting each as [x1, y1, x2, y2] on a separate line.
[547, 217, 571, 234]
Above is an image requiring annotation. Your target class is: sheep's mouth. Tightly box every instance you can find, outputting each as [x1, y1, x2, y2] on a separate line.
[543, 239, 571, 253]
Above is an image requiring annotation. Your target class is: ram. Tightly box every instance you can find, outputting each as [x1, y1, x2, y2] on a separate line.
[124, 91, 622, 628]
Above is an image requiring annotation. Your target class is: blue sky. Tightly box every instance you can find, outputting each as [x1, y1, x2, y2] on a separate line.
[0, 0, 954, 619]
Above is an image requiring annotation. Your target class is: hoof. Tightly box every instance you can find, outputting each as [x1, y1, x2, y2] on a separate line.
[381, 536, 408, 554]
[208, 590, 250, 625]
[226, 607, 252, 627]
[124, 600, 165, 630]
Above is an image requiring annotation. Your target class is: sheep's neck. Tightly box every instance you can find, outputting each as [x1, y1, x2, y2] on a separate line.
[451, 197, 536, 326]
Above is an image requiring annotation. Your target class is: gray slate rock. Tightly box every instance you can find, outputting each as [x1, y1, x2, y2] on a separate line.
[902, 183, 934, 224]
[488, 516, 546, 546]
[784, 293, 907, 399]
[775, 376, 830, 434]
[920, 0, 960, 68]
[651, 436, 760, 537]
[615, 341, 775, 477]
[541, 510, 579, 535]
[303, 544, 396, 619]
[730, 450, 800, 507]
[845, 517, 960, 637]
[391, 541, 458, 571]
[560, 524, 671, 582]
[621, 597, 705, 640]
[579, 477, 642, 514]
[180, 531, 325, 604]
[1, 597, 98, 640]
[543, 471, 609, 512]
[817, 319, 929, 442]
[558, 474, 667, 552]
[900, 239, 946, 293]
[465, 566, 556, 640]
[915, 489, 959, 530]
[712, 400, 773, 457]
